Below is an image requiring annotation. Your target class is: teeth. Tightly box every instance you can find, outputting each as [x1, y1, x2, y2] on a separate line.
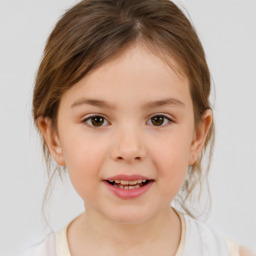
[120, 180, 129, 185]
[109, 179, 150, 189]
[127, 180, 137, 185]
[118, 180, 145, 185]
[129, 185, 140, 189]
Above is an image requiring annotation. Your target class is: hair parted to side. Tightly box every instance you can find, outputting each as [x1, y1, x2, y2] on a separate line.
[33, 0, 214, 221]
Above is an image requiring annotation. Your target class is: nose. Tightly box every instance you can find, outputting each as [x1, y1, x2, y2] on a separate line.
[110, 126, 146, 163]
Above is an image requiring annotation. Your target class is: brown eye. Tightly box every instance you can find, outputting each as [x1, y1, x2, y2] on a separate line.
[91, 116, 104, 126]
[84, 115, 108, 127]
[149, 115, 171, 126]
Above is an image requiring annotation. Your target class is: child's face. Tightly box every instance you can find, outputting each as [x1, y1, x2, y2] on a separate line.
[41, 44, 210, 224]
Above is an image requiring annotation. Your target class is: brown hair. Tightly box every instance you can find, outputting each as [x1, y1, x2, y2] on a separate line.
[33, 0, 214, 219]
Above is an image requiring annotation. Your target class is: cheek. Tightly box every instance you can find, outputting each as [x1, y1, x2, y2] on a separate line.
[150, 133, 192, 193]
[159, 149, 188, 190]
[60, 134, 107, 198]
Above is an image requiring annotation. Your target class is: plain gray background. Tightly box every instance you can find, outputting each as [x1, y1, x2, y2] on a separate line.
[0, 0, 255, 255]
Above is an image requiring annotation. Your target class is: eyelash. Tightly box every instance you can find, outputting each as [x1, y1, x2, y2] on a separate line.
[82, 114, 173, 127]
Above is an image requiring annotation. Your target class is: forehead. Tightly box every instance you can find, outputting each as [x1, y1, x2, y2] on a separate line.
[98, 42, 187, 83]
[60, 44, 191, 108]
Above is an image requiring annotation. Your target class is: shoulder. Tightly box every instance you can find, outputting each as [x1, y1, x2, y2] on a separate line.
[20, 232, 56, 256]
[183, 215, 256, 256]
[239, 246, 256, 256]
[183, 214, 234, 255]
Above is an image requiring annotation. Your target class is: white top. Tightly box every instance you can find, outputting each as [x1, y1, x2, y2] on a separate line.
[21, 211, 240, 256]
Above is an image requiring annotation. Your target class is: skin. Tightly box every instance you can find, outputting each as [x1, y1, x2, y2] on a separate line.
[38, 44, 214, 256]
[240, 247, 256, 256]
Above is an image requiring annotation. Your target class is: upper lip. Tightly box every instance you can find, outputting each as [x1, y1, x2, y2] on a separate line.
[105, 174, 153, 181]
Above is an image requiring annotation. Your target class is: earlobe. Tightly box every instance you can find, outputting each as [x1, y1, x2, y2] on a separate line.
[36, 116, 65, 166]
[189, 109, 213, 165]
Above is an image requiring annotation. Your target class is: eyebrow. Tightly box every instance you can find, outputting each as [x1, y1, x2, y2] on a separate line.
[71, 98, 185, 109]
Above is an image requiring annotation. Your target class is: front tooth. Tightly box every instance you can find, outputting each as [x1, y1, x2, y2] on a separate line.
[128, 185, 140, 189]
[120, 180, 129, 185]
[128, 180, 138, 185]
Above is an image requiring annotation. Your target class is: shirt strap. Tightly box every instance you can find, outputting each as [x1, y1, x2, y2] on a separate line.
[226, 237, 240, 256]
[173, 209, 186, 256]
[55, 226, 71, 256]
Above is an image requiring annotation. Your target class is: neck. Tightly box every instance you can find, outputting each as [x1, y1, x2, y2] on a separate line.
[68, 205, 181, 255]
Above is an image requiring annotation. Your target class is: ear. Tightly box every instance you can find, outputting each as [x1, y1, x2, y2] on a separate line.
[189, 109, 213, 165]
[37, 116, 65, 166]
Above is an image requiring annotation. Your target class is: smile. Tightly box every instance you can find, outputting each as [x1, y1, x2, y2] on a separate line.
[103, 175, 154, 199]
[106, 180, 150, 189]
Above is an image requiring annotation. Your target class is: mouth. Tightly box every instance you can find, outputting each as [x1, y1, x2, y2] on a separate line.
[103, 175, 154, 199]
[105, 179, 152, 189]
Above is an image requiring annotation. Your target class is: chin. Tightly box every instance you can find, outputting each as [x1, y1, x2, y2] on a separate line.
[105, 207, 153, 225]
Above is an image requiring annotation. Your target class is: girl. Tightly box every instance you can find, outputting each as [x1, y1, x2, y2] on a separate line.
[24, 0, 254, 255]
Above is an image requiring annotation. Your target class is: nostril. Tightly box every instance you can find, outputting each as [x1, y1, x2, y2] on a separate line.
[116, 156, 141, 161]
[111, 146, 146, 162]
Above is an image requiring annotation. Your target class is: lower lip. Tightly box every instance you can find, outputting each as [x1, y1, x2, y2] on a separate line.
[103, 181, 154, 199]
